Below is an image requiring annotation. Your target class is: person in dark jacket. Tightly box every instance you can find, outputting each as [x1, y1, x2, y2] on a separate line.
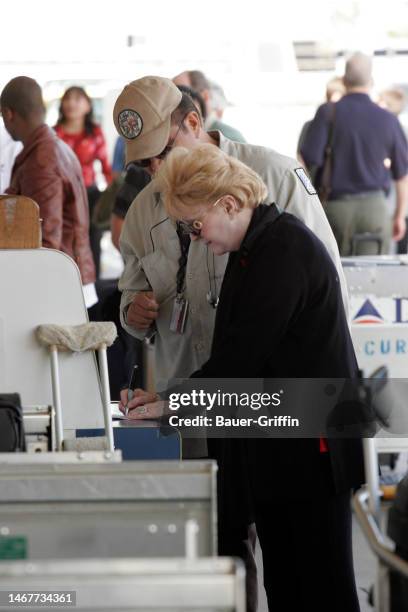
[120, 144, 364, 612]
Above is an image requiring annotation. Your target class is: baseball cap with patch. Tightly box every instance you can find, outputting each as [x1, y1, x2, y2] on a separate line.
[113, 76, 182, 165]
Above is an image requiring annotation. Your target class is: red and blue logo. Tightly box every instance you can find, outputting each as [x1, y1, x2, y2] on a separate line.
[353, 299, 384, 324]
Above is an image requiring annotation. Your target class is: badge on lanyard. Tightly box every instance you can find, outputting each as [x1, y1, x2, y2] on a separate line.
[170, 294, 189, 334]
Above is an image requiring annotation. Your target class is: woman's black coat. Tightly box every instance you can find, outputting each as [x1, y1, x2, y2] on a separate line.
[191, 204, 365, 502]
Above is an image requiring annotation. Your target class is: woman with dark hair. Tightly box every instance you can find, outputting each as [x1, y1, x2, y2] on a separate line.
[54, 86, 112, 277]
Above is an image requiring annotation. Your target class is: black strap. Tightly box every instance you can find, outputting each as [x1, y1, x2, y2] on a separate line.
[175, 223, 191, 295]
[318, 102, 336, 205]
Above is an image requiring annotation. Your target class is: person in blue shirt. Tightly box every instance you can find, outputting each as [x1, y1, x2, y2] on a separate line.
[111, 136, 126, 178]
[301, 52, 408, 256]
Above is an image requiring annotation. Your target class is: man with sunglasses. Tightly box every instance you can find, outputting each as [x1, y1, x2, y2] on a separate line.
[113, 76, 349, 612]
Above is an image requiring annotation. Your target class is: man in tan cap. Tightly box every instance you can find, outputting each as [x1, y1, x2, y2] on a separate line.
[113, 77, 182, 170]
[113, 74, 349, 612]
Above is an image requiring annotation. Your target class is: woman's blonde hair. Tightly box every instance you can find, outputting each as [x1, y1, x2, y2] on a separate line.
[157, 143, 268, 220]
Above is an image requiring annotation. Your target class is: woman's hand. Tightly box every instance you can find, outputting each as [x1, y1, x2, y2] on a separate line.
[119, 388, 158, 412]
[127, 399, 167, 420]
[119, 388, 165, 420]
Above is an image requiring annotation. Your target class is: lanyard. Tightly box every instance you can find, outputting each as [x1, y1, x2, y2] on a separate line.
[175, 222, 191, 296]
[175, 224, 219, 308]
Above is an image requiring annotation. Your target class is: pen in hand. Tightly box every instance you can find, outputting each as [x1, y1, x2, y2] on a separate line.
[125, 365, 139, 417]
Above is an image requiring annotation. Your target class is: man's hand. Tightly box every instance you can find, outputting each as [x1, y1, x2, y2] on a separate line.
[394, 176, 408, 242]
[127, 291, 159, 330]
[393, 215, 406, 242]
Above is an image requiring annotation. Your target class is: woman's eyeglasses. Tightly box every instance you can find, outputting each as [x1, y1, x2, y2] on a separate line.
[178, 219, 203, 237]
[177, 196, 226, 237]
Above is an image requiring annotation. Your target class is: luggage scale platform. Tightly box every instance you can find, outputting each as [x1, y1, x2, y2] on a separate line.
[77, 415, 182, 460]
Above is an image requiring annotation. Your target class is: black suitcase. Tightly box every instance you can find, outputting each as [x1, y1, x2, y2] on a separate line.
[387, 475, 408, 611]
[0, 393, 26, 452]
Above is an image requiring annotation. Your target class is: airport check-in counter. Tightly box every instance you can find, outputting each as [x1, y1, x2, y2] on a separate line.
[0, 461, 217, 561]
[343, 255, 408, 489]
[343, 255, 408, 455]
[344, 256, 408, 612]
[0, 243, 227, 608]
[343, 255, 408, 380]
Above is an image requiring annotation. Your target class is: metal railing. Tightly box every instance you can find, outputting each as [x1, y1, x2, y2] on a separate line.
[353, 487, 408, 612]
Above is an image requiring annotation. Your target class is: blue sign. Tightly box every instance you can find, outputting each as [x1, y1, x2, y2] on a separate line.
[364, 339, 407, 356]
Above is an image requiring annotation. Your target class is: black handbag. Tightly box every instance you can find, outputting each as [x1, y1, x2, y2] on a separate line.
[0, 393, 26, 452]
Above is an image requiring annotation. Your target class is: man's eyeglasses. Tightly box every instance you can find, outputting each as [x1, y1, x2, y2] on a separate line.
[178, 196, 226, 237]
[136, 113, 189, 168]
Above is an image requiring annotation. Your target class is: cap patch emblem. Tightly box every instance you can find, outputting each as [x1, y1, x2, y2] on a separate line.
[118, 109, 143, 139]
[295, 168, 317, 196]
